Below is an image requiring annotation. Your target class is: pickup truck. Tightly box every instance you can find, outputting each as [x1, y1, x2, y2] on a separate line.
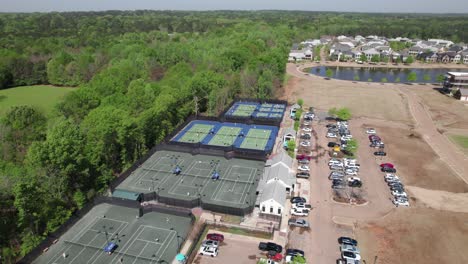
[258, 242, 283, 253]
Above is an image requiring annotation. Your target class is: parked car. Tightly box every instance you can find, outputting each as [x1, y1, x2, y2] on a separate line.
[290, 208, 310, 216]
[329, 159, 343, 165]
[258, 242, 283, 253]
[300, 141, 311, 147]
[326, 133, 337, 138]
[381, 167, 396, 173]
[290, 197, 307, 204]
[370, 142, 385, 148]
[288, 218, 310, 228]
[303, 121, 311, 126]
[267, 252, 283, 262]
[201, 240, 219, 248]
[286, 248, 305, 257]
[296, 172, 310, 179]
[292, 203, 312, 210]
[206, 233, 224, 242]
[392, 198, 410, 207]
[380, 163, 394, 168]
[298, 165, 310, 171]
[302, 127, 312, 132]
[340, 244, 360, 254]
[199, 246, 218, 257]
[347, 177, 361, 183]
[330, 165, 344, 171]
[366, 128, 376, 134]
[342, 251, 361, 261]
[296, 154, 312, 161]
[392, 190, 407, 197]
[374, 151, 387, 156]
[300, 133, 311, 140]
[369, 135, 381, 141]
[298, 159, 309, 164]
[345, 169, 358, 176]
[332, 183, 346, 189]
[338, 237, 358, 246]
[329, 174, 345, 180]
[348, 180, 362, 188]
[328, 142, 340, 148]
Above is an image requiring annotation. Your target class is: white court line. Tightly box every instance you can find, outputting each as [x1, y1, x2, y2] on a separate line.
[154, 229, 176, 264]
[168, 161, 212, 196]
[47, 216, 103, 264]
[135, 238, 163, 245]
[212, 166, 257, 204]
[110, 225, 146, 263]
[86, 221, 129, 264]
[131, 226, 175, 264]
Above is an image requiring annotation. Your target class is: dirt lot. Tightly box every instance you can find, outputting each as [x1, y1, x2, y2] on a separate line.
[411, 86, 468, 130]
[366, 123, 468, 193]
[193, 230, 267, 264]
[282, 65, 413, 124]
[356, 208, 468, 264]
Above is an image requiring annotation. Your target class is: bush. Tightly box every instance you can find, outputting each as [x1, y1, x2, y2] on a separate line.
[297, 98, 304, 108]
[287, 140, 296, 158]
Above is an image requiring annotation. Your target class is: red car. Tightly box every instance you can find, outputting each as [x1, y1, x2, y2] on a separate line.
[369, 135, 381, 141]
[296, 154, 312, 161]
[380, 163, 394, 168]
[206, 233, 224, 242]
[267, 252, 283, 261]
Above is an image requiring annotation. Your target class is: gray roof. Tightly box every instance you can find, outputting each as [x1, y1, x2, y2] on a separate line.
[282, 127, 296, 138]
[259, 179, 287, 205]
[266, 150, 293, 168]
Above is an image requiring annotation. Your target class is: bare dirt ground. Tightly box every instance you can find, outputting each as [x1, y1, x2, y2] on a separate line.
[284, 62, 468, 264]
[282, 64, 413, 124]
[355, 208, 468, 264]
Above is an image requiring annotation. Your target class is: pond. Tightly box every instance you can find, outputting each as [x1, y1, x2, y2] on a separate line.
[307, 66, 467, 83]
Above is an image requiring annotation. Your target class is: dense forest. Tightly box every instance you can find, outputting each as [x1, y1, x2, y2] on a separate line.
[0, 10, 468, 262]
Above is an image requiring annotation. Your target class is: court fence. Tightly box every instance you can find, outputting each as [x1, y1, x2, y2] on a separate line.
[19, 197, 194, 264]
[221, 98, 288, 126]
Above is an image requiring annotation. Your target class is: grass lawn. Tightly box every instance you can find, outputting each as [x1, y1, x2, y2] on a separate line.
[0, 85, 74, 116]
[448, 134, 468, 154]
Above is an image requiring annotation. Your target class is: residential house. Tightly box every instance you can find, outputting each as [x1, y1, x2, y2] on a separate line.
[409, 45, 423, 56]
[453, 53, 462, 64]
[288, 49, 310, 62]
[363, 48, 380, 61]
[438, 52, 457, 63]
[428, 39, 454, 47]
[352, 50, 362, 61]
[329, 43, 352, 59]
[462, 50, 468, 64]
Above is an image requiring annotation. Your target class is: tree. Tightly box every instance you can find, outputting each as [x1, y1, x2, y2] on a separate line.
[407, 72, 418, 82]
[395, 77, 401, 82]
[381, 77, 388, 82]
[406, 56, 414, 64]
[328, 107, 337, 116]
[367, 78, 373, 82]
[287, 140, 296, 158]
[359, 54, 367, 62]
[291, 255, 307, 264]
[345, 139, 359, 156]
[353, 75, 360, 81]
[0, 106, 46, 163]
[371, 55, 380, 63]
[381, 56, 389, 63]
[395, 57, 402, 64]
[423, 74, 431, 82]
[325, 68, 333, 78]
[297, 98, 304, 108]
[336, 108, 352, 120]
[436, 74, 445, 83]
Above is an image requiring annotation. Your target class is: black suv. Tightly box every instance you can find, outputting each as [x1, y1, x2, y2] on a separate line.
[258, 242, 282, 253]
[296, 172, 310, 179]
[374, 151, 387, 156]
[290, 196, 306, 203]
[381, 167, 396, 173]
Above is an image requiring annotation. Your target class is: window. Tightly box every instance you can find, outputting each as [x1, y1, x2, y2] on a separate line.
[278, 208, 282, 214]
[262, 206, 265, 212]
[270, 207, 273, 213]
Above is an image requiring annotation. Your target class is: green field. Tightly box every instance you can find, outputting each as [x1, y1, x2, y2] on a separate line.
[449, 134, 468, 154]
[0, 85, 74, 116]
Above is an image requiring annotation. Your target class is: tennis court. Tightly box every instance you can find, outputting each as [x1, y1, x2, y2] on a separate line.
[226, 102, 258, 117]
[208, 126, 242, 146]
[33, 203, 192, 264]
[115, 150, 264, 211]
[240, 128, 272, 150]
[173, 123, 214, 143]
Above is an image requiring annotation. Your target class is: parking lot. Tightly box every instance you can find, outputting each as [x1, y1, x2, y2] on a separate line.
[194, 230, 270, 264]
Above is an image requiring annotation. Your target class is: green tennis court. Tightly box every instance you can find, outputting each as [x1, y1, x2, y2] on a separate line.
[177, 124, 213, 143]
[232, 104, 257, 117]
[208, 126, 241, 146]
[240, 128, 272, 150]
[33, 203, 192, 264]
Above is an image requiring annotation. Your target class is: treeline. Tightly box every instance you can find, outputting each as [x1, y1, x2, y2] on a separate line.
[0, 12, 288, 261]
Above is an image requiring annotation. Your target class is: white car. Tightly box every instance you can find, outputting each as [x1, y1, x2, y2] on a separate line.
[302, 127, 312, 132]
[340, 244, 360, 254]
[300, 141, 311, 147]
[342, 251, 361, 261]
[393, 198, 409, 207]
[199, 246, 218, 257]
[347, 177, 361, 183]
[366, 128, 376, 134]
[329, 160, 343, 166]
[290, 208, 310, 216]
[326, 133, 337, 138]
[201, 240, 219, 248]
[298, 165, 310, 171]
[392, 190, 407, 197]
[303, 121, 311, 126]
[345, 170, 358, 176]
[292, 203, 312, 210]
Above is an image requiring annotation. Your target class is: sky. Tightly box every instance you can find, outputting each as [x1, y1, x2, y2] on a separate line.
[1, 0, 468, 13]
